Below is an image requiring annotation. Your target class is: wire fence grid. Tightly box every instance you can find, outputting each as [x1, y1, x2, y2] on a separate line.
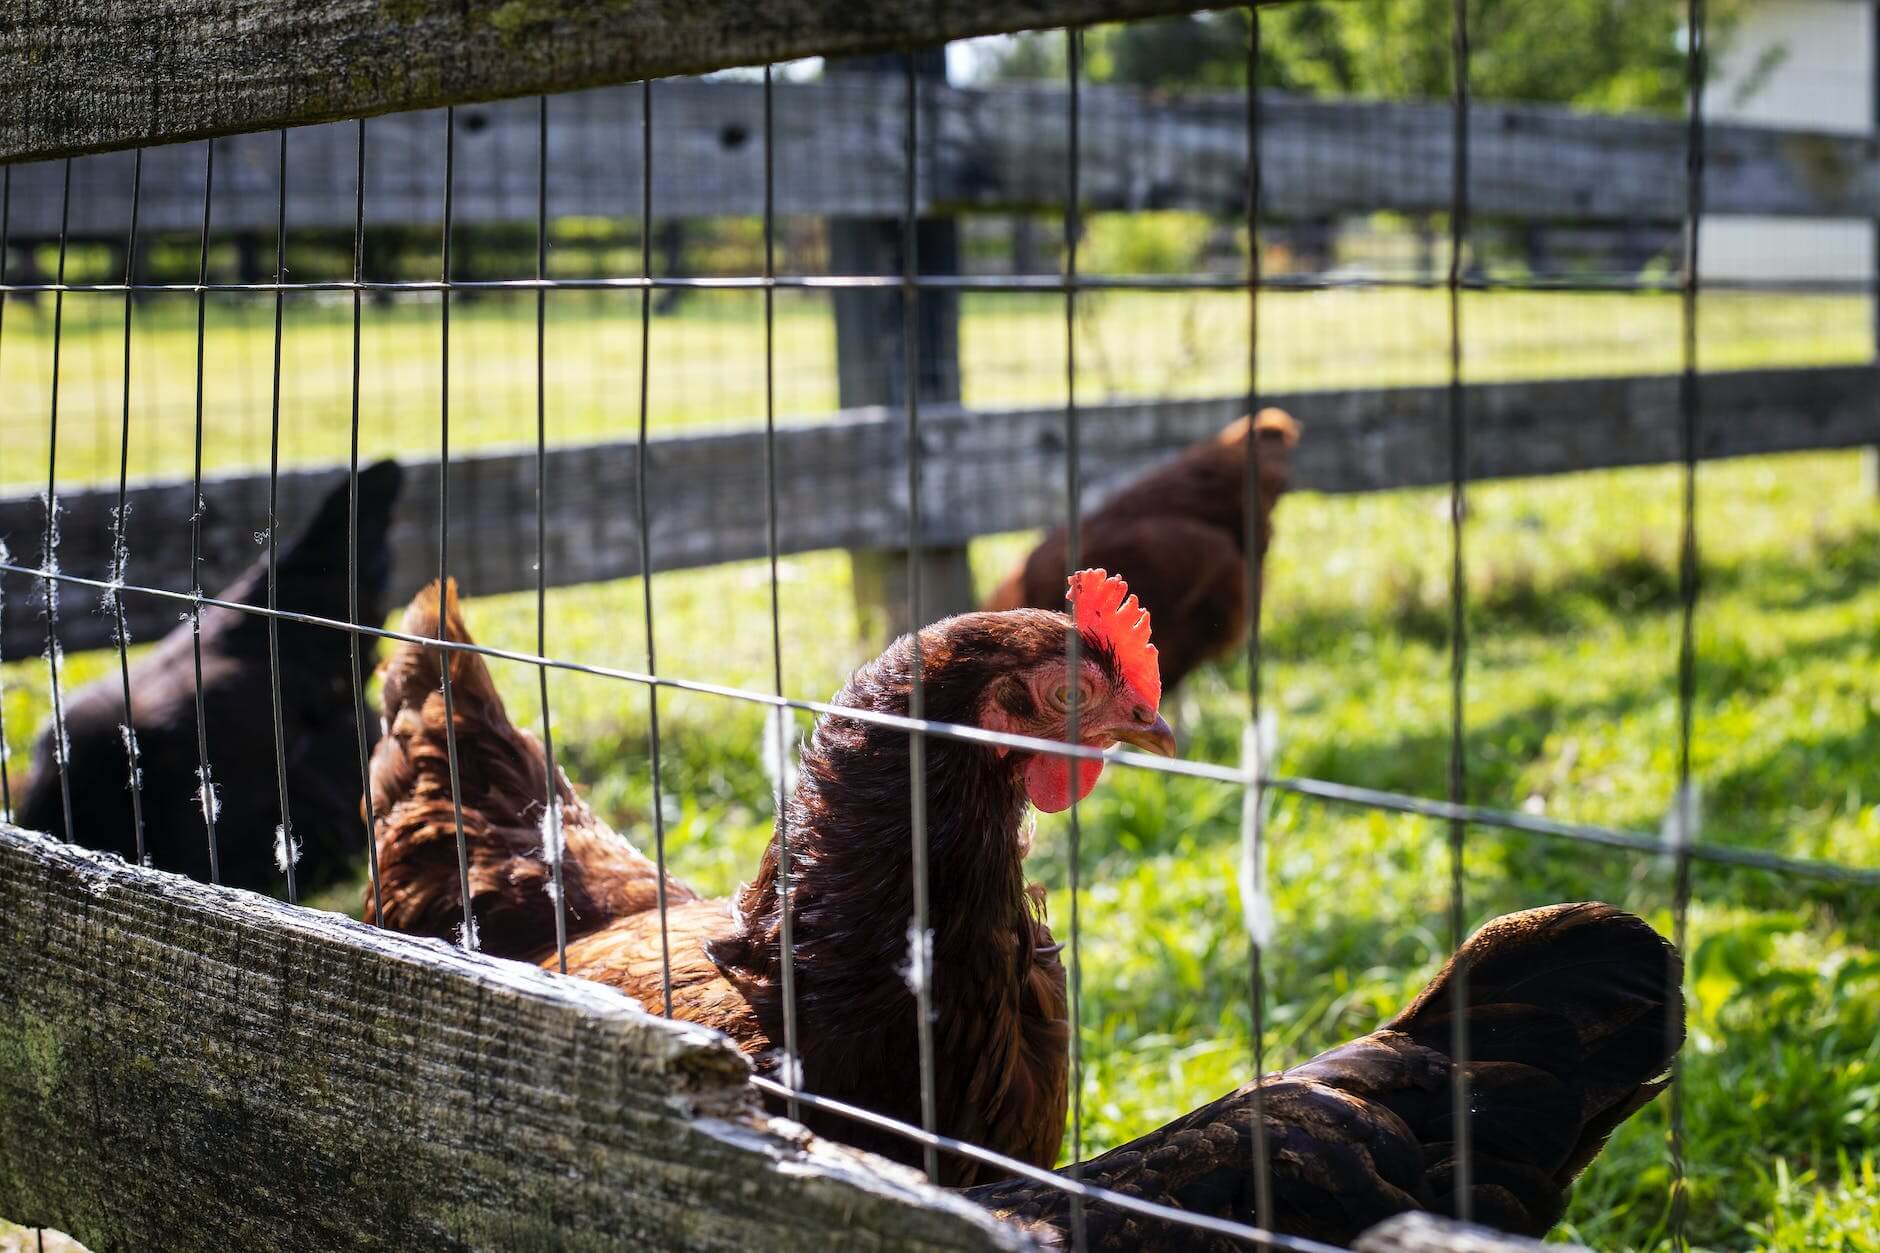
[0, 4, 1877, 1251]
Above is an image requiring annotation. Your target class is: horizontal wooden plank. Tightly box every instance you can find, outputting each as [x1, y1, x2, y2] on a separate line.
[2, 363, 1875, 661]
[0, 0, 1243, 165]
[0, 822, 1023, 1252]
[6, 78, 1880, 238]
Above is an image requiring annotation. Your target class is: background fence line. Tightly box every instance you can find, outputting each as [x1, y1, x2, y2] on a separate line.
[3, 362, 1869, 660]
[4, 78, 1880, 236]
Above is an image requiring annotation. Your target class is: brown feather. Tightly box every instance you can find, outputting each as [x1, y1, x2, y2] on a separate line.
[366, 579, 696, 957]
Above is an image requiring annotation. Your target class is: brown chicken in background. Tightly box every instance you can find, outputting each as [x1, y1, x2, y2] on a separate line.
[367, 571, 1175, 1185]
[985, 408, 1300, 696]
[970, 902, 1683, 1248]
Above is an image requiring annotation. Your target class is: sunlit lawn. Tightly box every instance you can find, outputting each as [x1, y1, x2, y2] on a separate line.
[0, 286, 1867, 489]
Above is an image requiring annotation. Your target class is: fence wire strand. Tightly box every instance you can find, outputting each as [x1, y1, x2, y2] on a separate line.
[1445, 0, 1474, 1220]
[350, 116, 386, 928]
[265, 127, 299, 904]
[536, 94, 569, 975]
[3, 271, 1860, 296]
[761, 62, 803, 1123]
[636, 77, 676, 1020]
[40, 157, 76, 844]
[902, 47, 943, 1186]
[751, 1072, 1345, 1253]
[110, 149, 147, 865]
[1060, 25, 1090, 1251]
[1242, 6, 1276, 1235]
[1669, 0, 1708, 1245]
[9, 554, 1873, 888]
[188, 139, 220, 882]
[435, 105, 476, 952]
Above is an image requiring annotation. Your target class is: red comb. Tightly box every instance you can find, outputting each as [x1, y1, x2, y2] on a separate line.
[1066, 569, 1161, 709]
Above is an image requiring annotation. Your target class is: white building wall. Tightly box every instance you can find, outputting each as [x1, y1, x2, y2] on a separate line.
[1701, 0, 1873, 281]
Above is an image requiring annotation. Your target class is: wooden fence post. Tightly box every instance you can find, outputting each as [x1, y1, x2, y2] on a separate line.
[827, 52, 977, 644]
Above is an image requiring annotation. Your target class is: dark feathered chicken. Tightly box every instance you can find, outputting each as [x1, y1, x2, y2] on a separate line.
[17, 460, 403, 894]
[367, 571, 1175, 1185]
[967, 902, 1683, 1248]
[985, 409, 1299, 695]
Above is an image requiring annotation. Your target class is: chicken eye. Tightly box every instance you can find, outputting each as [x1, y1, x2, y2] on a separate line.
[1047, 676, 1096, 712]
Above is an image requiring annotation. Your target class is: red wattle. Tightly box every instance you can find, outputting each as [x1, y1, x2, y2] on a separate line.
[1024, 753, 1105, 813]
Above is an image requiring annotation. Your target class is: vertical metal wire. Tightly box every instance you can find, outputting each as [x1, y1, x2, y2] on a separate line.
[41, 157, 77, 841]
[189, 140, 221, 881]
[112, 150, 148, 863]
[761, 63, 803, 1120]
[1061, 27, 1089, 1252]
[0, 165, 9, 820]
[436, 106, 476, 949]
[636, 78, 676, 1018]
[1669, 0, 1706, 1245]
[0, 167, 11, 822]
[535, 95, 569, 974]
[265, 127, 299, 904]
[1445, 0, 1474, 1221]
[902, 48, 942, 1185]
[1241, 7, 1275, 1235]
[350, 117, 387, 926]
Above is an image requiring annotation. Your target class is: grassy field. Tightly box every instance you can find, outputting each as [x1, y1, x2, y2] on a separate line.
[4, 441, 1874, 1249]
[0, 285, 1868, 489]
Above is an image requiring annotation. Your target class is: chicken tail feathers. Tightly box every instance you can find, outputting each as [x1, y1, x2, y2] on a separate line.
[367, 578, 547, 954]
[368, 580, 693, 959]
[1384, 902, 1684, 1227]
[384, 576, 504, 713]
[967, 903, 1681, 1248]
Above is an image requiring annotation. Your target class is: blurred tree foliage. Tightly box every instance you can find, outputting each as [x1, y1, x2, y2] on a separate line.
[986, 1, 1747, 113]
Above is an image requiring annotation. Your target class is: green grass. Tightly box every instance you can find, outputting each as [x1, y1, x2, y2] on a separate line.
[6, 447, 1874, 1250]
[0, 286, 1868, 488]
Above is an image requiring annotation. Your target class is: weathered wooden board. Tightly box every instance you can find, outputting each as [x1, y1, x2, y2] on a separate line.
[7, 78, 1880, 239]
[0, 822, 1025, 1253]
[2, 363, 1875, 660]
[0, 0, 1257, 165]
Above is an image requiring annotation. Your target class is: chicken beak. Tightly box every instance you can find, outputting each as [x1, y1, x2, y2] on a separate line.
[1110, 713, 1177, 758]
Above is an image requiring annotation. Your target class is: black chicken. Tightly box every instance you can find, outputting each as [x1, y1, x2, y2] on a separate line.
[16, 460, 404, 895]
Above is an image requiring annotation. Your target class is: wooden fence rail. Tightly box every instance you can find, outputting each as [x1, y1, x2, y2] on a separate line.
[5, 77, 1880, 239]
[0, 822, 1028, 1252]
[2, 362, 1873, 661]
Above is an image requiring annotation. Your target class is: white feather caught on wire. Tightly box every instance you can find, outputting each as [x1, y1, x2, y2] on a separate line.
[1238, 710, 1282, 951]
[273, 823, 302, 872]
[1661, 781, 1702, 855]
[761, 703, 800, 808]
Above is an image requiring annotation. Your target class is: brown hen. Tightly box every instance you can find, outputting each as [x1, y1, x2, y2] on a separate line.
[985, 408, 1299, 695]
[367, 573, 1175, 1185]
[969, 901, 1682, 1248]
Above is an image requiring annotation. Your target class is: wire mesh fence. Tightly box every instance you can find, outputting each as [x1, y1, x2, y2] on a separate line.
[0, 2, 1876, 1250]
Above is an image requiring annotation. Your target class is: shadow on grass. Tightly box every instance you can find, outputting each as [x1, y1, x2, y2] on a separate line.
[1263, 519, 1880, 657]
